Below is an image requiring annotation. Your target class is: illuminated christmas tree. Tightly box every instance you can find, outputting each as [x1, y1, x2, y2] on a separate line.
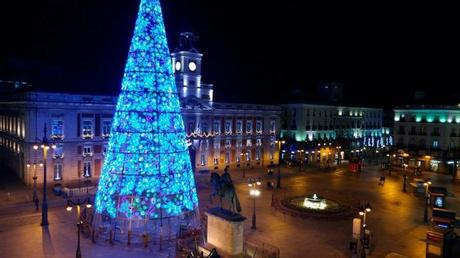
[93, 0, 199, 247]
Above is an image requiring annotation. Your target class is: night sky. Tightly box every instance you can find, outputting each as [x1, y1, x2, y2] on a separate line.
[1, 1, 459, 107]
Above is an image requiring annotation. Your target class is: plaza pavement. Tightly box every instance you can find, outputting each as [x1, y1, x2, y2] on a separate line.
[0, 163, 459, 257]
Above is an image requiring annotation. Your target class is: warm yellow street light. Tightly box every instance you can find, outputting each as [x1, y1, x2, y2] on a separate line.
[274, 140, 285, 189]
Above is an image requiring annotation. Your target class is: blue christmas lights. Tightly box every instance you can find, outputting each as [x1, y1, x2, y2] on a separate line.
[95, 0, 198, 220]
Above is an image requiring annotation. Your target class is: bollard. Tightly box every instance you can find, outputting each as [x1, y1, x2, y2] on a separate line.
[92, 230, 95, 243]
[128, 230, 131, 246]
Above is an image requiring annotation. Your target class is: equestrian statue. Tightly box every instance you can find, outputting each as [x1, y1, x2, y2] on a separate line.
[210, 167, 242, 213]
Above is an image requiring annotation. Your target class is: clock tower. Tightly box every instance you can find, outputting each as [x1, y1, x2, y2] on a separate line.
[171, 32, 213, 103]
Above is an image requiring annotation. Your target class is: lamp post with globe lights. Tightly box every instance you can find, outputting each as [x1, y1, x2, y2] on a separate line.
[26, 158, 41, 211]
[423, 179, 432, 223]
[274, 140, 285, 189]
[358, 202, 372, 228]
[33, 124, 56, 226]
[66, 194, 92, 258]
[248, 178, 261, 229]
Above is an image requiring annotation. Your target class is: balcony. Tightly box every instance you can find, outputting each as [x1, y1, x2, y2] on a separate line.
[51, 134, 64, 140]
[82, 152, 93, 157]
[82, 133, 93, 139]
[53, 153, 64, 159]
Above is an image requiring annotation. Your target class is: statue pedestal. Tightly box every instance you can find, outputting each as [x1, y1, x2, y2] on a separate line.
[205, 207, 246, 257]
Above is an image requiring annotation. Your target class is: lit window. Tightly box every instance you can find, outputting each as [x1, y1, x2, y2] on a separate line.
[256, 149, 261, 161]
[82, 120, 93, 138]
[213, 157, 218, 165]
[225, 140, 231, 149]
[102, 120, 111, 137]
[213, 121, 220, 135]
[200, 154, 206, 166]
[246, 121, 253, 134]
[270, 120, 276, 134]
[53, 144, 64, 159]
[213, 141, 220, 150]
[432, 140, 439, 149]
[256, 120, 262, 134]
[54, 163, 63, 181]
[256, 138, 262, 146]
[246, 139, 252, 147]
[246, 151, 250, 161]
[225, 121, 232, 135]
[83, 161, 91, 177]
[236, 120, 242, 134]
[83, 145, 93, 157]
[202, 122, 209, 135]
[103, 144, 108, 155]
[51, 120, 64, 139]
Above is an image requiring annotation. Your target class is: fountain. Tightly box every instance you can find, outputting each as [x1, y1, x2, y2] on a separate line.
[279, 193, 352, 218]
[303, 194, 327, 210]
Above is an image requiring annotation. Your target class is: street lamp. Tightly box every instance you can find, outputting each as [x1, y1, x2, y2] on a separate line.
[274, 140, 285, 189]
[359, 202, 372, 228]
[386, 154, 392, 176]
[33, 124, 56, 227]
[423, 179, 432, 223]
[27, 161, 40, 211]
[240, 152, 250, 178]
[66, 197, 92, 258]
[248, 178, 261, 230]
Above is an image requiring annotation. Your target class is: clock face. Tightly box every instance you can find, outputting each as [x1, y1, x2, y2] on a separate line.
[175, 61, 181, 71]
[188, 61, 197, 72]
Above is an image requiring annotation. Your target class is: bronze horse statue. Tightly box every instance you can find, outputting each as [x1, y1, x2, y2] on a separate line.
[210, 168, 242, 213]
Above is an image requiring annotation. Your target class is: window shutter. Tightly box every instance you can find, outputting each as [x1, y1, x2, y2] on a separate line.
[77, 114, 81, 137]
[77, 160, 81, 178]
[95, 159, 102, 176]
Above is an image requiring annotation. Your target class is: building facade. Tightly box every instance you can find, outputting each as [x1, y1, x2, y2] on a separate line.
[280, 104, 387, 164]
[393, 106, 460, 174]
[0, 33, 281, 185]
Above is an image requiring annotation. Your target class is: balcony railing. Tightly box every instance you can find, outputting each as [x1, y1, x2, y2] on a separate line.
[53, 153, 64, 159]
[82, 133, 93, 139]
[82, 152, 93, 157]
[51, 134, 64, 140]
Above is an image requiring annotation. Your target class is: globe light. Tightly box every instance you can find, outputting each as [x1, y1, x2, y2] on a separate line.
[66, 201, 73, 212]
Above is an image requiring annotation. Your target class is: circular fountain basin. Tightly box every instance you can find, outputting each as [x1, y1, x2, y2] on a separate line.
[280, 194, 352, 218]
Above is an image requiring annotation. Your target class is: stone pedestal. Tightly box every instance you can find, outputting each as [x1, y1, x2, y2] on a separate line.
[205, 207, 246, 257]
